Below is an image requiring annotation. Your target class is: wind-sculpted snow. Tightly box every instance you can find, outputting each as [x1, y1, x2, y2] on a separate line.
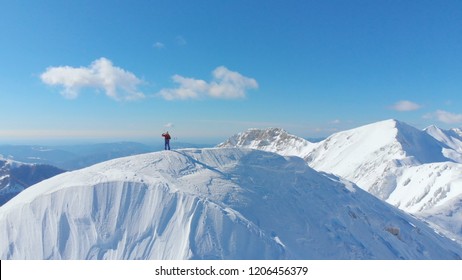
[1, 148, 461, 259]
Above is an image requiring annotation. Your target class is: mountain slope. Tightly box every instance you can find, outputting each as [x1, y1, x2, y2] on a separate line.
[387, 162, 462, 212]
[425, 125, 462, 152]
[386, 161, 462, 243]
[217, 128, 315, 157]
[1, 148, 461, 260]
[418, 195, 462, 244]
[305, 119, 451, 199]
[0, 159, 64, 206]
[425, 125, 462, 163]
[303, 120, 462, 241]
[218, 120, 462, 244]
[218, 122, 455, 201]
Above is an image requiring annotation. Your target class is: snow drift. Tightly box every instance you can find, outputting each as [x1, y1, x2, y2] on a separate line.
[1, 148, 461, 260]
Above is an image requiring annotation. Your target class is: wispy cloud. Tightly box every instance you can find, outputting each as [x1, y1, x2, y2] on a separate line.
[40, 57, 145, 101]
[153, 42, 165, 49]
[389, 100, 422, 111]
[158, 66, 258, 100]
[330, 119, 341, 124]
[424, 110, 462, 124]
[164, 123, 174, 128]
[175, 35, 187, 46]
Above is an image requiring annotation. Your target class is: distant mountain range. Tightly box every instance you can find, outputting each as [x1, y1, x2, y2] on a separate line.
[0, 141, 210, 205]
[0, 141, 211, 171]
[219, 119, 462, 244]
[0, 159, 64, 205]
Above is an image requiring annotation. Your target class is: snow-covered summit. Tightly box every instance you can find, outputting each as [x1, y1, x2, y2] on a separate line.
[217, 128, 315, 157]
[308, 119, 449, 165]
[424, 125, 462, 162]
[425, 125, 462, 148]
[214, 121, 462, 205]
[305, 119, 451, 199]
[1, 148, 461, 259]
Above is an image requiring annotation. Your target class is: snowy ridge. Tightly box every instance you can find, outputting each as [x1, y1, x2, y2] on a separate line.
[219, 119, 462, 245]
[425, 125, 462, 153]
[217, 128, 315, 157]
[1, 148, 461, 259]
[425, 125, 462, 162]
[303, 120, 462, 243]
[0, 159, 64, 206]
[305, 119, 451, 199]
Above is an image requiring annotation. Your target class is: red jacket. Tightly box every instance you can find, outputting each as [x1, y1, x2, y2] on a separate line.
[162, 133, 171, 140]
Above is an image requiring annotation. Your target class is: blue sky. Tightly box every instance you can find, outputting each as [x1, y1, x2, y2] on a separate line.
[0, 0, 461, 144]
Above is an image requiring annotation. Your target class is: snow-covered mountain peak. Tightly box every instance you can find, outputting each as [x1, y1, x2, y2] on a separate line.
[0, 159, 64, 206]
[205, 120, 462, 247]
[393, 120, 450, 164]
[424, 124, 440, 132]
[425, 125, 462, 154]
[2, 148, 461, 259]
[305, 119, 452, 199]
[423, 124, 462, 137]
[333, 119, 448, 164]
[453, 128, 462, 137]
[0, 158, 23, 169]
[217, 128, 314, 157]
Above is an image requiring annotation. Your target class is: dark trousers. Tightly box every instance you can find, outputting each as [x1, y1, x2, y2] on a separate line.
[165, 140, 170, 150]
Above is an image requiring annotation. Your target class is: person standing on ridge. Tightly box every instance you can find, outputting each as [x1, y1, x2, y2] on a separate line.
[162, 131, 171, 150]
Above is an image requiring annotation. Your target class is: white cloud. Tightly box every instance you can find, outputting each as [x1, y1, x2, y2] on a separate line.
[390, 100, 422, 111]
[153, 42, 165, 49]
[330, 119, 341, 124]
[158, 75, 208, 100]
[158, 66, 258, 100]
[40, 57, 145, 101]
[209, 66, 259, 99]
[164, 123, 174, 128]
[424, 110, 462, 124]
[176, 36, 187, 46]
